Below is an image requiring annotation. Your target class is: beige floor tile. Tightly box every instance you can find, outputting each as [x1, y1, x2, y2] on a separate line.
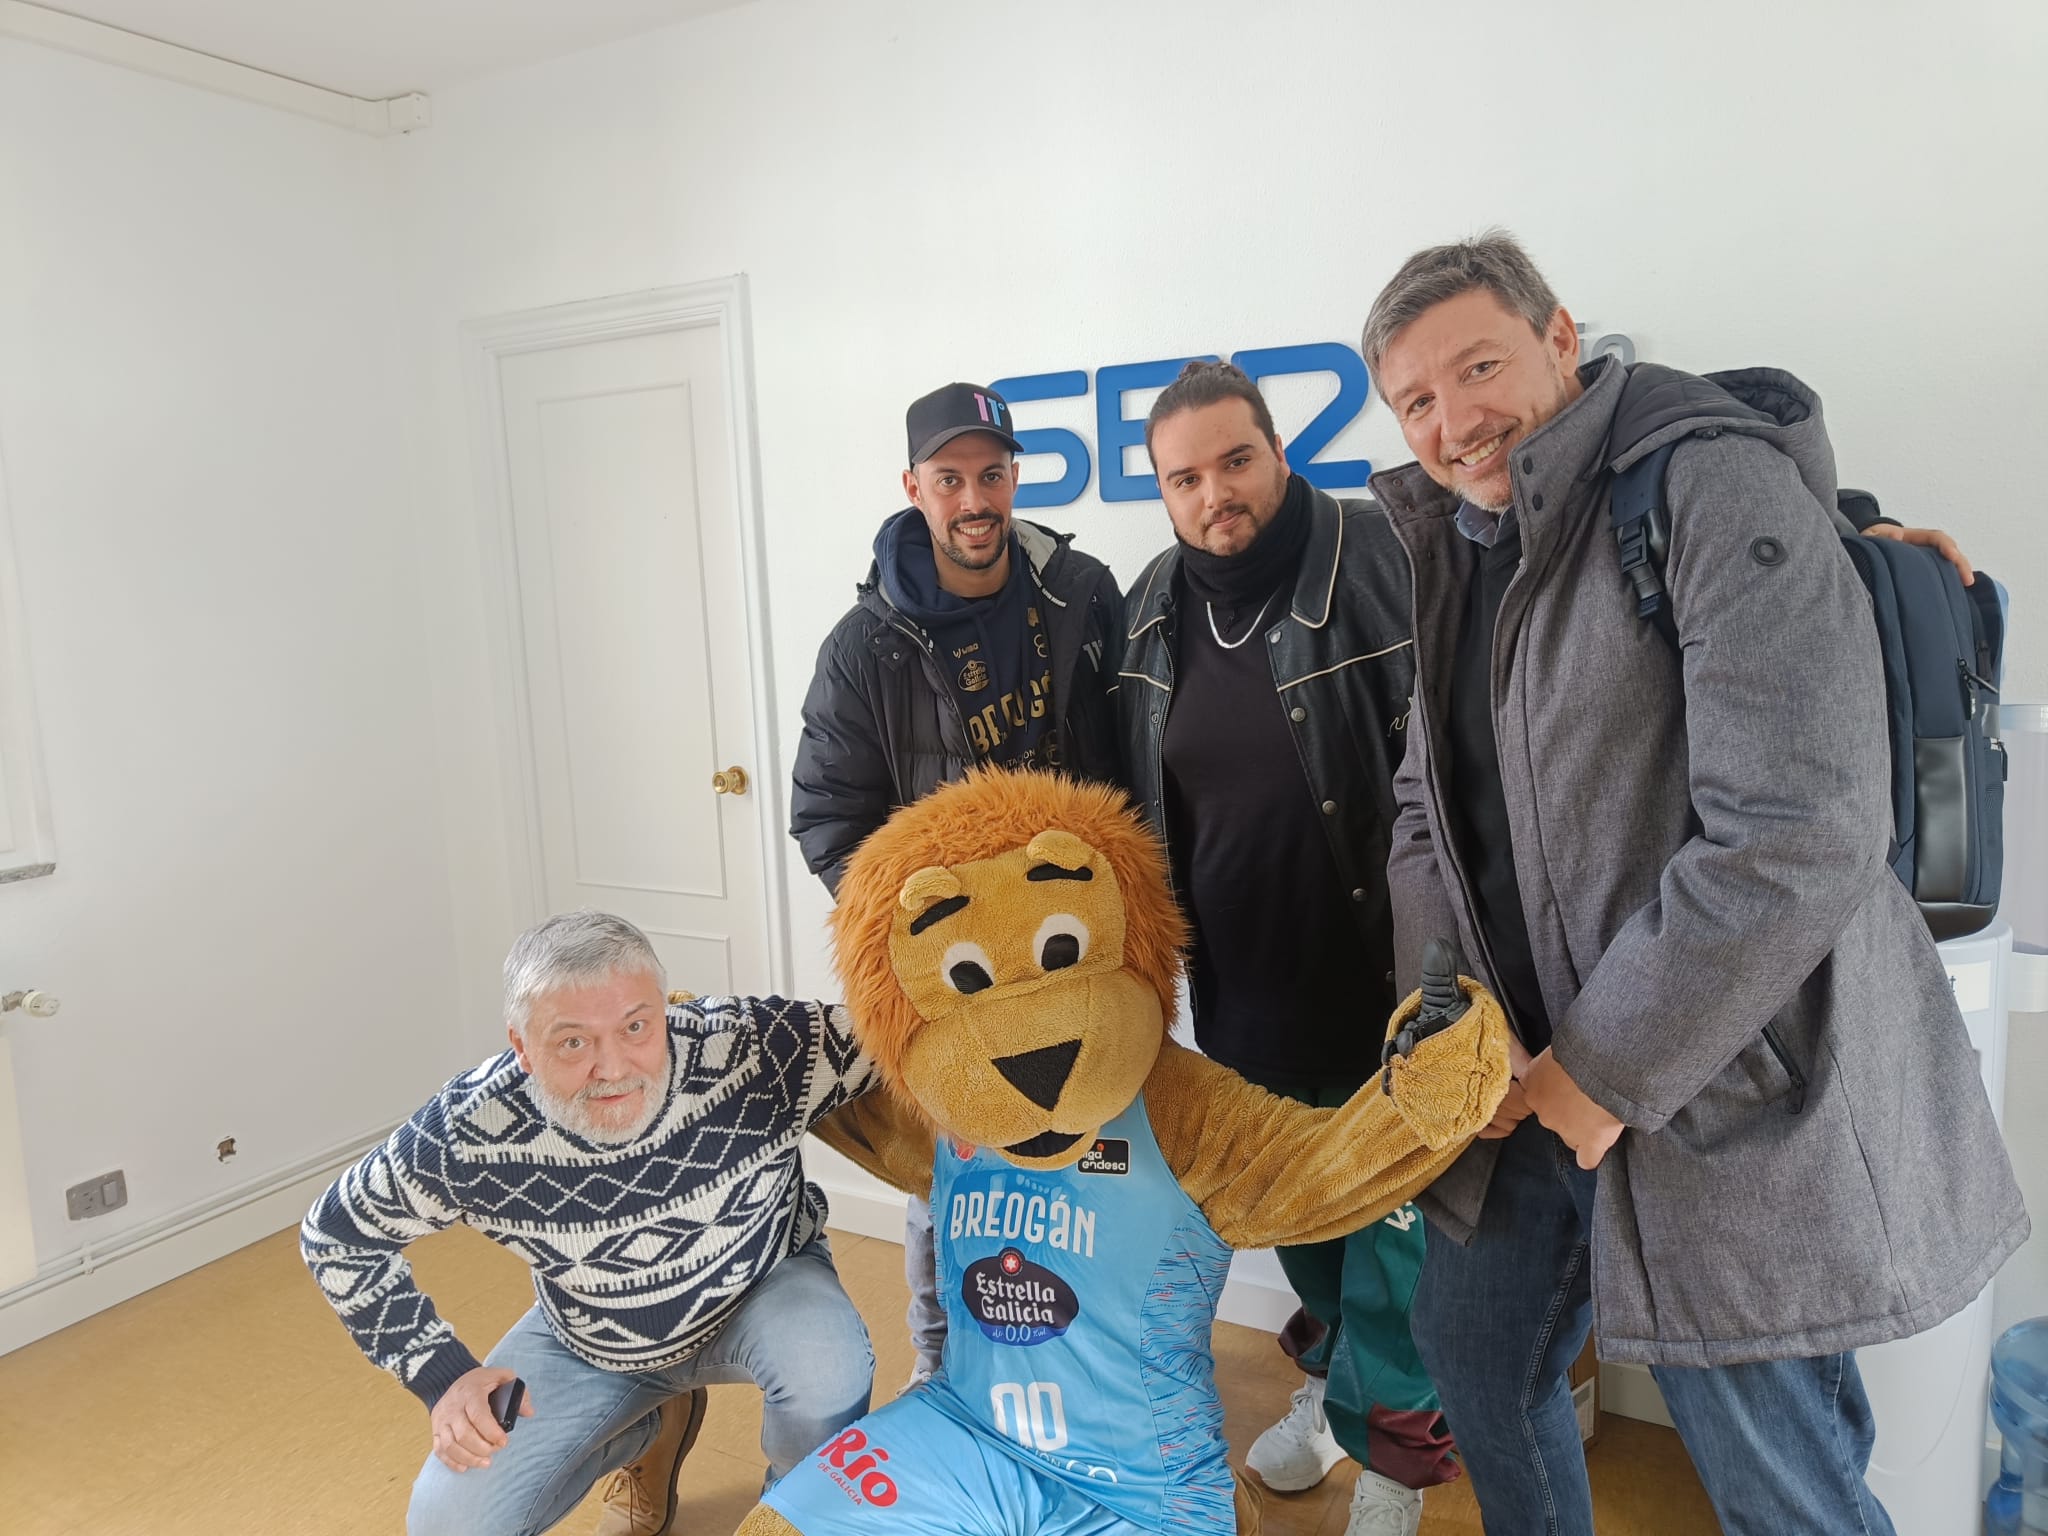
[0, 1219, 1719, 1535]
[0, 1487, 84, 1536]
[690, 1382, 772, 1466]
[550, 1442, 777, 1536]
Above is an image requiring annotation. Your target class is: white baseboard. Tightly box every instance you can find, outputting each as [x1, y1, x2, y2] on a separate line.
[817, 1177, 914, 1245]
[1216, 1265, 1302, 1334]
[0, 1123, 394, 1356]
[1599, 1360, 1674, 1426]
[813, 1173, 1302, 1334]
[0, 1148, 1300, 1360]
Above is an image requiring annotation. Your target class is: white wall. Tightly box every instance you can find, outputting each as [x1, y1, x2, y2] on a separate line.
[0, 42, 467, 1320]
[390, 0, 2048, 1004]
[3, 0, 2044, 1343]
[384, 0, 2048, 1321]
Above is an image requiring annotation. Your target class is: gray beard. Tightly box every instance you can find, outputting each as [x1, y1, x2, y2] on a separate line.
[531, 1075, 662, 1145]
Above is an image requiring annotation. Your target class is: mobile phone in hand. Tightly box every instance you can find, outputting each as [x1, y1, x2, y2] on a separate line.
[488, 1377, 526, 1432]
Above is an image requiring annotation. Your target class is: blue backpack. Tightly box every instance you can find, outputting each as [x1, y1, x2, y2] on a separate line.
[1613, 446, 2007, 940]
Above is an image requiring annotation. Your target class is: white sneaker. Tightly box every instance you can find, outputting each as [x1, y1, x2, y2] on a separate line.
[1246, 1375, 1347, 1491]
[1344, 1469, 1423, 1536]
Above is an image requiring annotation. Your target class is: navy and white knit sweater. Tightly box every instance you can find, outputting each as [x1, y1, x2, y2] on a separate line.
[301, 995, 875, 1407]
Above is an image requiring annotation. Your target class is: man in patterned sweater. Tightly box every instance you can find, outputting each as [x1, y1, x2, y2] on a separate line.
[302, 910, 880, 1536]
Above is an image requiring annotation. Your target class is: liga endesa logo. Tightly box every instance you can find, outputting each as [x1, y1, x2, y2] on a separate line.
[818, 1426, 899, 1507]
[1076, 1137, 1129, 1175]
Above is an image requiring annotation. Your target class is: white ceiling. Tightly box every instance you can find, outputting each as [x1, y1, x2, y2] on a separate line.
[35, 0, 753, 99]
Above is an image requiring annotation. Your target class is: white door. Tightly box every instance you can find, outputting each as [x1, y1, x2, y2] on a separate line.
[496, 321, 767, 995]
[0, 465, 52, 1290]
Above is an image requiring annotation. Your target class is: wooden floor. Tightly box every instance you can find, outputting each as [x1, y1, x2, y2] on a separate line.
[0, 1223, 1719, 1534]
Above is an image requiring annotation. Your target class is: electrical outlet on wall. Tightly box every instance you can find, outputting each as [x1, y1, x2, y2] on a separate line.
[65, 1169, 128, 1220]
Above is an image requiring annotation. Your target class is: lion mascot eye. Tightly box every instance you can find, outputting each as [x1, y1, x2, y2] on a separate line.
[941, 941, 997, 994]
[1034, 914, 1089, 973]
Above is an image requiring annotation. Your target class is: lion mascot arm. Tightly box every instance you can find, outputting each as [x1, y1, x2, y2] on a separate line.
[812, 1091, 936, 1200]
[1146, 980, 1510, 1250]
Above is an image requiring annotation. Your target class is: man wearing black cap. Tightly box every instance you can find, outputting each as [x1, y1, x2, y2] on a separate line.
[790, 381, 1125, 1383]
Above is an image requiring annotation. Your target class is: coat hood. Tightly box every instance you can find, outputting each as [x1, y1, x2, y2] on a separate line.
[1606, 363, 1839, 515]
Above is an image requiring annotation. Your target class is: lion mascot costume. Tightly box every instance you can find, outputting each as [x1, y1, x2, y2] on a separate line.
[739, 769, 1509, 1536]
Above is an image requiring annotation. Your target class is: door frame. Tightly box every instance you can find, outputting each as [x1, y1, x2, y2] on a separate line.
[0, 431, 56, 885]
[460, 277, 791, 994]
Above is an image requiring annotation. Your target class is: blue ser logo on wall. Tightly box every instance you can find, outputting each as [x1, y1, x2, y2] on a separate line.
[992, 341, 1372, 509]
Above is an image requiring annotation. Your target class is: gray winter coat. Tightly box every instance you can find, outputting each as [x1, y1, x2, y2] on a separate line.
[1371, 356, 2027, 1366]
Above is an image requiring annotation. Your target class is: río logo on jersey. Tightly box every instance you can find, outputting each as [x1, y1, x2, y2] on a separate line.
[817, 1426, 899, 1508]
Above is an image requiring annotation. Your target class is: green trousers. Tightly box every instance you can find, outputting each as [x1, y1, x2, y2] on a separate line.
[1242, 1067, 1459, 1489]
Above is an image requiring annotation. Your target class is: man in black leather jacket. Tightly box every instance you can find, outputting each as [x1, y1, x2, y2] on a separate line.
[1118, 361, 1446, 1536]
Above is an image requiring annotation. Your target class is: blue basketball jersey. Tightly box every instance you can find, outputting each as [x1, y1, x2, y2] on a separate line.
[921, 1092, 1237, 1530]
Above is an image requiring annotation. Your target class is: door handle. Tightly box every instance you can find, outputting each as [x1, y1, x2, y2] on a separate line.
[711, 766, 750, 797]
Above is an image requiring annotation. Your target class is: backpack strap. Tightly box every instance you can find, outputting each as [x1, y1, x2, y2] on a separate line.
[1837, 487, 1888, 531]
[1611, 441, 1683, 654]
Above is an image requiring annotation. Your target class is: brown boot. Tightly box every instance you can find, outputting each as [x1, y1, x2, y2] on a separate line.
[594, 1388, 710, 1536]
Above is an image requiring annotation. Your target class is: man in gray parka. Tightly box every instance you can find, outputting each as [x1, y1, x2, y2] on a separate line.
[1361, 232, 2026, 1536]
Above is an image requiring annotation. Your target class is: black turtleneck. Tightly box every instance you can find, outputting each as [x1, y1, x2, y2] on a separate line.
[1161, 475, 1371, 1080]
[1179, 471, 1314, 609]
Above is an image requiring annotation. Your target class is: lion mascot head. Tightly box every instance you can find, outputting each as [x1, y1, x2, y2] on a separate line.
[830, 768, 1187, 1170]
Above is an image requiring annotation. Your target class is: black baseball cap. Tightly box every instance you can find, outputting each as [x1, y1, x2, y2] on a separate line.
[906, 382, 1024, 466]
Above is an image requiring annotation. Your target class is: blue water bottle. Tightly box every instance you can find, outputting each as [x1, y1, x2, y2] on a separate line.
[1987, 1319, 2048, 1534]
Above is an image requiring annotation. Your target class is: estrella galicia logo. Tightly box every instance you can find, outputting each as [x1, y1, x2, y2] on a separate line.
[1076, 1138, 1129, 1176]
[964, 1247, 1079, 1346]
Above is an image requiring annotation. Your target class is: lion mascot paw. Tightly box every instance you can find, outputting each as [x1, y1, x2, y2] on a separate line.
[750, 769, 1509, 1535]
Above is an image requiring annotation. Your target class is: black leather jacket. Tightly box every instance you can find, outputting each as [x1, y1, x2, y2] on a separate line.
[1118, 486, 1416, 997]
[790, 520, 1123, 894]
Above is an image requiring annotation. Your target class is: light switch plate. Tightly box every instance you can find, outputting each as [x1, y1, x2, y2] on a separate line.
[65, 1168, 127, 1220]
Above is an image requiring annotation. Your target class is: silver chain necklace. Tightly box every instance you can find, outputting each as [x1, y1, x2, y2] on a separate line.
[1206, 593, 1276, 649]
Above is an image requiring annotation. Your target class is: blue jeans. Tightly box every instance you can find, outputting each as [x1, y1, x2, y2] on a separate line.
[1411, 1120, 1894, 1536]
[408, 1234, 873, 1536]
